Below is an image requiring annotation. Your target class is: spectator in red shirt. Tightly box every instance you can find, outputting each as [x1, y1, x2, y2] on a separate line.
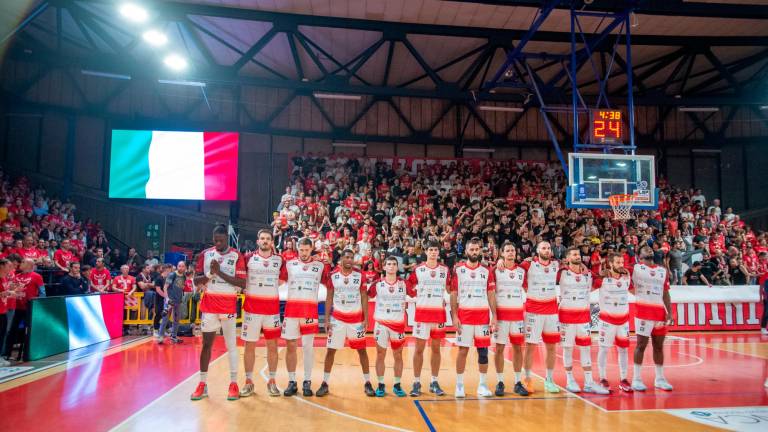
[89, 258, 112, 293]
[3, 258, 43, 360]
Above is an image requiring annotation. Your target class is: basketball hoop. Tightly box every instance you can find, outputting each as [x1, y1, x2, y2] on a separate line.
[608, 193, 636, 221]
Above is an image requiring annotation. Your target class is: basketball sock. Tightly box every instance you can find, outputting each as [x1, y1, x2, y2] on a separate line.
[617, 348, 628, 380]
[597, 346, 608, 379]
[323, 372, 330, 383]
[497, 372, 504, 383]
[363, 373, 371, 383]
[394, 376, 401, 385]
[377, 376, 385, 385]
[301, 334, 315, 381]
[230, 372, 238, 382]
[245, 372, 253, 381]
[655, 365, 666, 380]
[414, 375, 420, 385]
[199, 372, 208, 383]
[633, 364, 642, 381]
[514, 371, 521, 383]
[456, 374, 464, 385]
[546, 369, 554, 381]
[579, 346, 592, 368]
[479, 373, 487, 386]
[565, 370, 575, 382]
[563, 347, 573, 369]
[289, 372, 296, 382]
[523, 368, 531, 379]
[223, 322, 238, 382]
[269, 371, 276, 380]
[431, 375, 438, 383]
[584, 370, 593, 384]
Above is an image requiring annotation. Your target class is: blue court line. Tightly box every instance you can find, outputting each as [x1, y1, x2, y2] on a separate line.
[413, 400, 437, 432]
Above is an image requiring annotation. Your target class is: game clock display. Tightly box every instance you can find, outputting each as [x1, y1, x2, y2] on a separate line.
[590, 109, 623, 144]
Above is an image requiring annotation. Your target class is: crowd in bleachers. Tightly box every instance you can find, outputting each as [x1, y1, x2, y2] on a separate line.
[271, 156, 768, 289]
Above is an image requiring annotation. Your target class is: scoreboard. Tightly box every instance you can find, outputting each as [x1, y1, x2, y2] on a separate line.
[589, 109, 623, 144]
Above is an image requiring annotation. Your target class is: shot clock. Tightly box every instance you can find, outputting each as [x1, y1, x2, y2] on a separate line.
[590, 109, 623, 144]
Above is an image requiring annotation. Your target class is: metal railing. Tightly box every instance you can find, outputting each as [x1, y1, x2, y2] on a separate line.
[123, 292, 245, 325]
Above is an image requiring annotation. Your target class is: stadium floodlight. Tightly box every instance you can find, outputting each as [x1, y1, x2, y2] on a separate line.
[477, 105, 524, 113]
[759, 105, 768, 110]
[678, 107, 719, 113]
[119, 3, 148, 23]
[463, 147, 496, 153]
[158, 79, 206, 87]
[163, 54, 188, 71]
[142, 29, 168, 47]
[331, 142, 366, 148]
[313, 92, 362, 101]
[81, 69, 132, 80]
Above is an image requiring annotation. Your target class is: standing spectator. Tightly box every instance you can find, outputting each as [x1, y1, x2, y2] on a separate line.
[113, 265, 138, 308]
[152, 264, 173, 338]
[0, 258, 11, 366]
[682, 262, 711, 286]
[157, 261, 186, 344]
[110, 248, 126, 270]
[89, 258, 112, 293]
[60, 262, 90, 295]
[728, 259, 749, 285]
[145, 250, 159, 267]
[3, 258, 44, 360]
[126, 247, 142, 274]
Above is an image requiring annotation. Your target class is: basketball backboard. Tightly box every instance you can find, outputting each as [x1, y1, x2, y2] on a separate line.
[566, 153, 657, 209]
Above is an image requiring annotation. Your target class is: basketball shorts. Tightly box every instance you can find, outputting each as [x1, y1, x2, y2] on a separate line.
[412, 321, 447, 340]
[200, 312, 236, 334]
[493, 320, 525, 346]
[327, 318, 367, 350]
[560, 322, 592, 347]
[597, 320, 630, 348]
[456, 323, 491, 348]
[241, 312, 281, 342]
[374, 322, 406, 350]
[634, 318, 667, 337]
[281, 317, 319, 340]
[525, 312, 560, 344]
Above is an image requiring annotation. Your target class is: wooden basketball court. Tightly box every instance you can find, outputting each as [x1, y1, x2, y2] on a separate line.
[1, 332, 766, 432]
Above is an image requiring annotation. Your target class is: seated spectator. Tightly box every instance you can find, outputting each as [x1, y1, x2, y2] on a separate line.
[61, 262, 90, 295]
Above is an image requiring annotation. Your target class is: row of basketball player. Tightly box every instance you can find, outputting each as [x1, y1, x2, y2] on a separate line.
[186, 224, 673, 401]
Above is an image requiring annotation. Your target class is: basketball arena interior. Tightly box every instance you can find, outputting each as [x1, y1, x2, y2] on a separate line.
[0, 1, 768, 431]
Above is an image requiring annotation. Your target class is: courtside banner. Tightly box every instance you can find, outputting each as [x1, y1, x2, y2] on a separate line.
[27, 293, 124, 361]
[109, 130, 238, 200]
[667, 407, 768, 431]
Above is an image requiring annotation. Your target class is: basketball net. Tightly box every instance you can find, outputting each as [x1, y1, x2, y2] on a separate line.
[608, 193, 636, 221]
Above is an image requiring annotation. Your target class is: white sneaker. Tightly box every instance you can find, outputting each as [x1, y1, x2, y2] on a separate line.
[583, 382, 610, 395]
[761, 328, 768, 335]
[566, 379, 581, 393]
[153, 330, 159, 338]
[477, 384, 493, 397]
[0, 357, 10, 367]
[156, 335, 164, 344]
[455, 384, 466, 398]
[654, 378, 673, 391]
[631, 379, 647, 391]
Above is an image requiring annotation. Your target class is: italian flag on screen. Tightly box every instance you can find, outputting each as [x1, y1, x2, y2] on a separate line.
[109, 130, 238, 200]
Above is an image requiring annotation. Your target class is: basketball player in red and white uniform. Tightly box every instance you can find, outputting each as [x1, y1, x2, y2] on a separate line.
[89, 258, 112, 293]
[407, 240, 450, 397]
[515, 241, 561, 393]
[240, 229, 283, 398]
[280, 237, 330, 397]
[595, 252, 633, 393]
[631, 246, 673, 391]
[112, 265, 137, 308]
[492, 241, 529, 397]
[451, 237, 497, 398]
[558, 247, 608, 394]
[316, 249, 375, 397]
[190, 224, 246, 401]
[368, 256, 414, 397]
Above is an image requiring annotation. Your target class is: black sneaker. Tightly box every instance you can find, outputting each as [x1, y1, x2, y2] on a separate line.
[429, 381, 446, 396]
[364, 381, 375, 397]
[302, 380, 314, 397]
[409, 382, 422, 397]
[495, 381, 505, 397]
[316, 382, 329, 397]
[514, 381, 530, 396]
[170, 337, 183, 344]
[283, 381, 298, 397]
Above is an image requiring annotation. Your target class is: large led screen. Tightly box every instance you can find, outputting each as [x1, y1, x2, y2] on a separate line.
[109, 130, 238, 200]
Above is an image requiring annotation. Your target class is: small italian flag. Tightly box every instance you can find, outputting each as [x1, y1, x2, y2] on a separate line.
[109, 130, 238, 200]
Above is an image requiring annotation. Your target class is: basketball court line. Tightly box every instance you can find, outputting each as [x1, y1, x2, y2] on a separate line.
[109, 354, 227, 432]
[257, 347, 414, 432]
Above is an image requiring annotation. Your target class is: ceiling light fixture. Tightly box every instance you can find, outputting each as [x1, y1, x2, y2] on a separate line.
[119, 3, 148, 23]
[142, 29, 168, 46]
[678, 106, 719, 113]
[163, 54, 188, 71]
[313, 92, 362, 101]
[157, 79, 205, 87]
[478, 105, 524, 113]
[81, 69, 132, 80]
